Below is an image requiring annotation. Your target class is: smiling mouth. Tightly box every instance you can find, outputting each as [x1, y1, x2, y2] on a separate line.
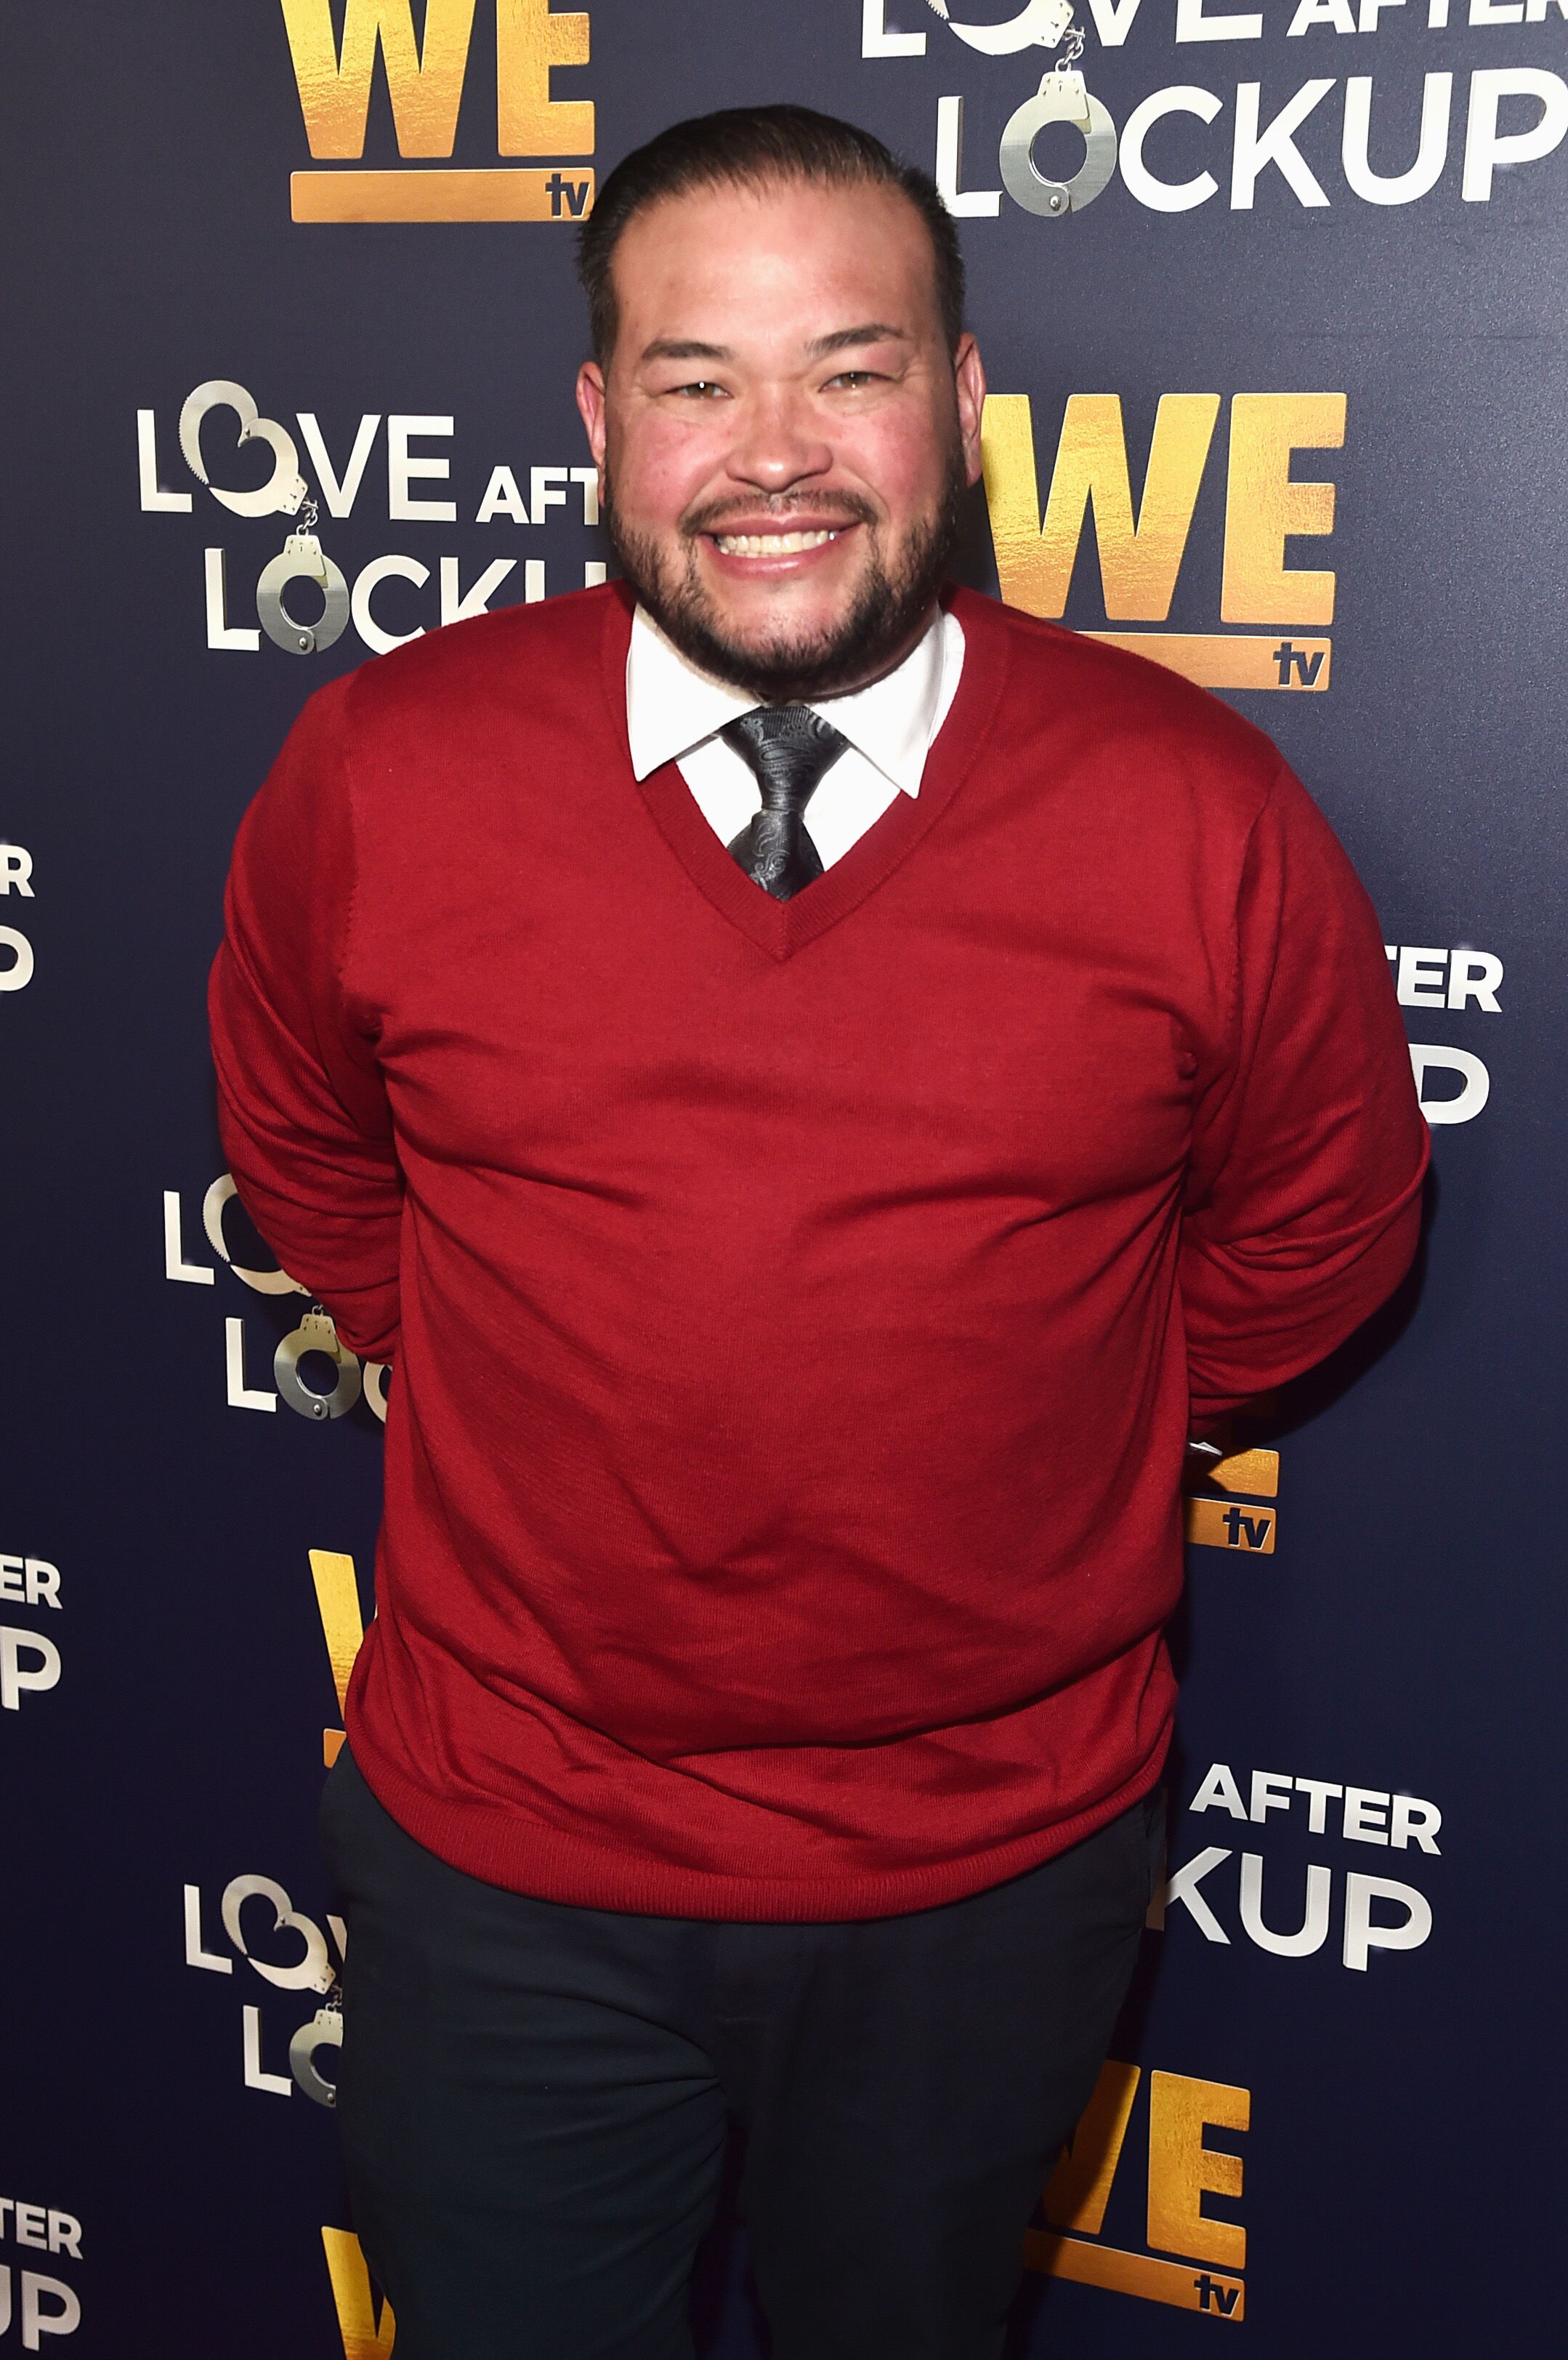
[710, 528, 846, 557]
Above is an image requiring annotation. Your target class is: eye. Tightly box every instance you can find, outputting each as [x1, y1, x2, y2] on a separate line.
[824, 370, 881, 390]
[668, 379, 729, 400]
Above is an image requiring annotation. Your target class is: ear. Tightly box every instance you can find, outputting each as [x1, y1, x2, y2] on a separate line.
[953, 334, 987, 490]
[575, 361, 607, 474]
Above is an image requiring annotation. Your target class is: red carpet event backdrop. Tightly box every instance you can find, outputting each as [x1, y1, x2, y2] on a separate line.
[4, 3, 1564, 2353]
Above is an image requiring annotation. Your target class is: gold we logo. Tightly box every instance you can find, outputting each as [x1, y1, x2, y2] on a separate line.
[982, 392, 1343, 696]
[323, 2228, 395, 2357]
[311, 1547, 365, 1765]
[280, 0, 594, 223]
[1028, 2063, 1250, 2320]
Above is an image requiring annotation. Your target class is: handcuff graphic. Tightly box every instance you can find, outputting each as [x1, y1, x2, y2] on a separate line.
[179, 378, 350, 654]
[928, 0, 1118, 219]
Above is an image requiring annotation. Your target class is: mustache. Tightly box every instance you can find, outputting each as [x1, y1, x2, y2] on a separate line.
[678, 491, 881, 539]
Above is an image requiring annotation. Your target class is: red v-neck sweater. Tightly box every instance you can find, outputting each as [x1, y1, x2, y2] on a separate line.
[211, 583, 1426, 1919]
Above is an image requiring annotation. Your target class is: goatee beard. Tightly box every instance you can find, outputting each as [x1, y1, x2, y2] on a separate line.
[603, 461, 966, 704]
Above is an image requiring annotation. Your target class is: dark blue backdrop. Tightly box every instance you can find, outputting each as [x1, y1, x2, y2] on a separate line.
[4, 3, 1564, 2352]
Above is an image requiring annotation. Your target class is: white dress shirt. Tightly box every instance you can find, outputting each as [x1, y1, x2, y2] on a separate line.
[626, 603, 966, 870]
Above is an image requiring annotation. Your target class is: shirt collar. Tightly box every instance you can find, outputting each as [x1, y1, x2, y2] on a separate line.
[626, 602, 948, 798]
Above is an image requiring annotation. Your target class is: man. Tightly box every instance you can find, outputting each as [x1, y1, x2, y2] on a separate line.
[210, 106, 1427, 2360]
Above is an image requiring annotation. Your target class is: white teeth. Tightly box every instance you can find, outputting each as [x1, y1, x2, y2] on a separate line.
[713, 528, 841, 556]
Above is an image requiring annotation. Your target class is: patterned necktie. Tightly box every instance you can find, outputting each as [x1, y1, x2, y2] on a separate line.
[721, 706, 849, 901]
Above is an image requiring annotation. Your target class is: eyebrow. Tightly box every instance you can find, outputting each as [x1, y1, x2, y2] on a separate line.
[639, 339, 732, 364]
[637, 323, 913, 368]
[804, 323, 911, 359]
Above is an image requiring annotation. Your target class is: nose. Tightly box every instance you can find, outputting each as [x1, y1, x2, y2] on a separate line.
[724, 385, 833, 497]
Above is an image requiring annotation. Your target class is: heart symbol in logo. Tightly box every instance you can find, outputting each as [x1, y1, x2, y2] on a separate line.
[221, 1873, 335, 1991]
[179, 378, 308, 517]
[926, 0, 1076, 55]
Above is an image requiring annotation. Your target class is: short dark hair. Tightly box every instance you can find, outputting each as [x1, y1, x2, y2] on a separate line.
[578, 105, 966, 365]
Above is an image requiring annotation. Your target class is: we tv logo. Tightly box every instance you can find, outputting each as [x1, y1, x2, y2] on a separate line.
[982, 391, 1343, 698]
[1029, 2062, 1250, 2321]
[280, 0, 594, 224]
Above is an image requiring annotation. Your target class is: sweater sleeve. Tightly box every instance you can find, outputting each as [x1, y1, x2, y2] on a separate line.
[208, 679, 404, 1364]
[1179, 760, 1428, 1433]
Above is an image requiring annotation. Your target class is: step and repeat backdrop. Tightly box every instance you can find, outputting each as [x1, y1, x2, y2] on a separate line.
[4, 2, 1564, 2353]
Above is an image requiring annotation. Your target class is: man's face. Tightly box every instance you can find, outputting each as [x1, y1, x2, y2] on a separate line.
[575, 175, 986, 702]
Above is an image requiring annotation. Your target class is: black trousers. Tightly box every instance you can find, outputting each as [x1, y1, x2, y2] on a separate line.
[321, 1749, 1162, 2360]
